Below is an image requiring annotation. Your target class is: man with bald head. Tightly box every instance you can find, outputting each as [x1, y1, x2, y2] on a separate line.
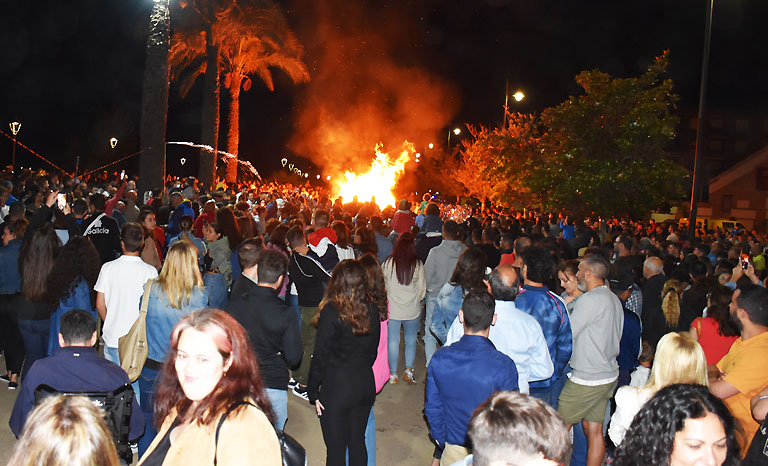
[641, 256, 667, 347]
[445, 264, 553, 394]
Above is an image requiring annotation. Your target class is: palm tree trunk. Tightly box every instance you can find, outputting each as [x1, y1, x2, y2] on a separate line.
[139, 0, 170, 198]
[198, 26, 219, 188]
[225, 72, 241, 184]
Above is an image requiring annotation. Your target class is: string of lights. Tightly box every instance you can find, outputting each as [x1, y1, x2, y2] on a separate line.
[0, 127, 74, 177]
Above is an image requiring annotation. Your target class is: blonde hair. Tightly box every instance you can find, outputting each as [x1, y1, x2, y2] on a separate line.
[661, 279, 685, 327]
[8, 395, 119, 466]
[645, 332, 708, 394]
[156, 241, 204, 309]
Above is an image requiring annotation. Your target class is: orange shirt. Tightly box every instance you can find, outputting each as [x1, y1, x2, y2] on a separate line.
[717, 331, 768, 450]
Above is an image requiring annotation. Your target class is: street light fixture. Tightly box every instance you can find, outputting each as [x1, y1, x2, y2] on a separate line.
[428, 143, 434, 149]
[9, 121, 21, 172]
[448, 127, 462, 149]
[513, 91, 525, 102]
[110, 137, 118, 149]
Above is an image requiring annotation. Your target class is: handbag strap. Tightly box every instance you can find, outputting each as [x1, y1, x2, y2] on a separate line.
[140, 279, 153, 316]
[214, 401, 254, 466]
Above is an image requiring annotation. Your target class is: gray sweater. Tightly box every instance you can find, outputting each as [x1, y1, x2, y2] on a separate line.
[570, 285, 624, 381]
[424, 240, 467, 293]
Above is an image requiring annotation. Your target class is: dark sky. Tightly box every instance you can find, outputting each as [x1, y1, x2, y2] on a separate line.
[1, 0, 766, 178]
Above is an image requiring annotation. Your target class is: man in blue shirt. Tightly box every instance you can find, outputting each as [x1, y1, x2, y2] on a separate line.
[9, 309, 144, 440]
[425, 290, 519, 466]
[515, 246, 573, 408]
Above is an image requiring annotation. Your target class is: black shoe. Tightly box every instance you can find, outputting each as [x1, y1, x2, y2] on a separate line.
[0, 374, 10, 383]
[8, 381, 18, 390]
[292, 384, 309, 401]
[287, 377, 298, 390]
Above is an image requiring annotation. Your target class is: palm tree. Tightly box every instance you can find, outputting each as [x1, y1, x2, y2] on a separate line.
[170, 0, 309, 184]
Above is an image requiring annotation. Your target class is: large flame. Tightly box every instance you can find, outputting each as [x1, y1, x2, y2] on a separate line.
[336, 142, 413, 209]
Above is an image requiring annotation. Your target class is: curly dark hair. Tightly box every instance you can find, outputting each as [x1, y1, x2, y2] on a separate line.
[449, 247, 487, 293]
[319, 260, 371, 335]
[358, 253, 388, 321]
[45, 236, 101, 310]
[613, 384, 741, 466]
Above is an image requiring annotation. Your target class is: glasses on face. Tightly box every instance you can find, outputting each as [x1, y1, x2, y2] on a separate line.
[174, 350, 225, 373]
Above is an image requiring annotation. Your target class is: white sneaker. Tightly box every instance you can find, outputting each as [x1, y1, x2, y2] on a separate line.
[389, 374, 398, 385]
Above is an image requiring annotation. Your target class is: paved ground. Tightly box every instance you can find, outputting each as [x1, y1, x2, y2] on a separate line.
[0, 338, 435, 465]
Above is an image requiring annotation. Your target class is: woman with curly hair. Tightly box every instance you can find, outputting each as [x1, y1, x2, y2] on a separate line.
[613, 383, 740, 466]
[431, 247, 487, 344]
[308, 260, 380, 466]
[138, 309, 280, 465]
[689, 285, 740, 365]
[45, 236, 101, 355]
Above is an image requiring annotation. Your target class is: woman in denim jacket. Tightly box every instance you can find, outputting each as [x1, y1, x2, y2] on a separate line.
[137, 241, 209, 455]
[431, 247, 487, 344]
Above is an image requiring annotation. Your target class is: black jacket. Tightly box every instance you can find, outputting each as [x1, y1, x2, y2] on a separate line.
[81, 212, 122, 265]
[641, 273, 667, 347]
[225, 278, 302, 390]
[289, 252, 330, 307]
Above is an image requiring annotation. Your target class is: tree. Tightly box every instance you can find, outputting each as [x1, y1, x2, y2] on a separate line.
[169, 0, 309, 184]
[527, 51, 688, 218]
[139, 0, 171, 198]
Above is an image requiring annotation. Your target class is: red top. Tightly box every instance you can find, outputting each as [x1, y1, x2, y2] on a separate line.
[391, 210, 415, 234]
[692, 317, 738, 365]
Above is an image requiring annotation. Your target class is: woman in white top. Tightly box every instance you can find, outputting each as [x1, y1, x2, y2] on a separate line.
[332, 221, 356, 261]
[381, 232, 425, 385]
[609, 332, 708, 446]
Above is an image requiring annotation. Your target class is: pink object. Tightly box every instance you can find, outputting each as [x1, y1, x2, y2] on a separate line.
[372, 305, 390, 393]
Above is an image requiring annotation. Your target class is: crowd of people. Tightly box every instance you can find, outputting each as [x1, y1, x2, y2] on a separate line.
[2, 167, 768, 466]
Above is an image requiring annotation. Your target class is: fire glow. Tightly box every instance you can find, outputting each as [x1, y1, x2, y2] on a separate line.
[335, 142, 413, 209]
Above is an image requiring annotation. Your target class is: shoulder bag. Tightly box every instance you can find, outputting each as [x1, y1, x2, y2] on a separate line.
[117, 279, 152, 382]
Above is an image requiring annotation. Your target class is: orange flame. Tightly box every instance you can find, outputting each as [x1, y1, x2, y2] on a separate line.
[335, 142, 413, 209]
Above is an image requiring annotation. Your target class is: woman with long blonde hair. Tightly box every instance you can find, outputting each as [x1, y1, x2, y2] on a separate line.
[8, 395, 120, 466]
[137, 241, 209, 456]
[661, 279, 686, 329]
[609, 332, 708, 446]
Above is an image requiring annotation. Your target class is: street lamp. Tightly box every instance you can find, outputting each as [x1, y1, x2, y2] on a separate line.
[9, 121, 20, 172]
[428, 143, 434, 149]
[447, 127, 461, 149]
[110, 137, 118, 149]
[513, 91, 525, 102]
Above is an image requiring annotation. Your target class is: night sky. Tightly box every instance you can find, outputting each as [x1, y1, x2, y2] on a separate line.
[1, 0, 766, 179]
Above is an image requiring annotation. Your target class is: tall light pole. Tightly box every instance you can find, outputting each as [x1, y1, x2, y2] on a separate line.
[447, 127, 461, 151]
[689, 0, 714, 241]
[502, 79, 526, 128]
[9, 122, 20, 172]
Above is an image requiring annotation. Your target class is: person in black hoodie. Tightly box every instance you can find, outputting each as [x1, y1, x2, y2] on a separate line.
[82, 193, 121, 264]
[226, 242, 302, 431]
[287, 225, 331, 400]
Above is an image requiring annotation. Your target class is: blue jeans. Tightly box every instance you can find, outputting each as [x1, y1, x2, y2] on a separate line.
[424, 294, 438, 366]
[388, 318, 420, 374]
[265, 388, 288, 431]
[204, 272, 228, 309]
[346, 407, 376, 466]
[104, 346, 141, 406]
[18, 319, 50, 382]
[138, 366, 160, 456]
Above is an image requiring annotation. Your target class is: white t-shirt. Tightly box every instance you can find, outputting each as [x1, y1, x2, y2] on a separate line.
[94, 255, 158, 347]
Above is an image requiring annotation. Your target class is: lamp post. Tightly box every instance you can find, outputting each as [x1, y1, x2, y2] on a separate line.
[689, 0, 714, 241]
[502, 80, 525, 128]
[9, 121, 20, 172]
[447, 127, 461, 150]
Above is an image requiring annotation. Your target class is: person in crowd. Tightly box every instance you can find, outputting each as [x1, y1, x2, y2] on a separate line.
[509, 235, 532, 278]
[431, 247, 487, 345]
[476, 227, 501, 269]
[709, 284, 768, 451]
[8, 395, 121, 466]
[557, 259, 583, 312]
[382, 232, 426, 385]
[353, 227, 378, 258]
[415, 203, 443, 264]
[45, 236, 100, 355]
[515, 246, 572, 406]
[0, 217, 27, 388]
[165, 191, 195, 242]
[609, 332, 708, 446]
[202, 221, 232, 309]
[689, 285, 739, 365]
[629, 341, 654, 387]
[332, 220, 356, 261]
[446, 265, 553, 394]
[358, 253, 391, 466]
[613, 383, 741, 466]
[15, 222, 60, 381]
[557, 254, 623, 466]
[94, 223, 158, 385]
[370, 216, 393, 264]
[642, 256, 667, 348]
[138, 309, 281, 465]
[9, 309, 144, 440]
[614, 256, 643, 317]
[391, 200, 415, 236]
[226, 246, 302, 431]
[168, 214, 206, 269]
[425, 290, 519, 466]
[287, 225, 331, 400]
[307, 208, 340, 272]
[193, 199, 217, 238]
[424, 220, 466, 365]
[307, 260, 380, 466]
[459, 391, 572, 466]
[609, 265, 643, 387]
[661, 279, 686, 333]
[138, 241, 209, 454]
[82, 192, 122, 264]
[138, 208, 164, 270]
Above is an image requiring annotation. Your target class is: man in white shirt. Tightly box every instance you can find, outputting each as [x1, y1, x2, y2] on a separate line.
[445, 265, 553, 394]
[95, 222, 158, 372]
